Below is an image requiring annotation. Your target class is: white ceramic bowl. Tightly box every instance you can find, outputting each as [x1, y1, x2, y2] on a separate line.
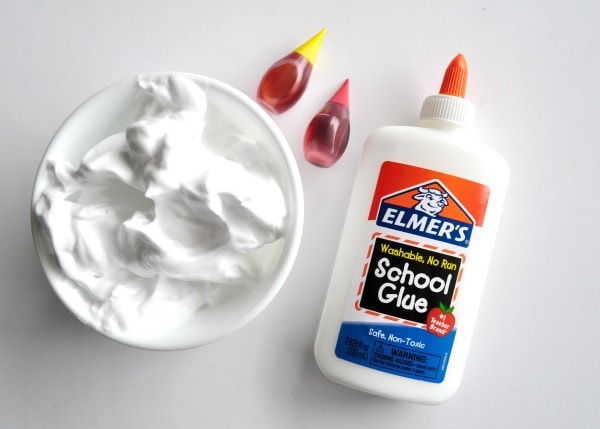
[31, 72, 304, 350]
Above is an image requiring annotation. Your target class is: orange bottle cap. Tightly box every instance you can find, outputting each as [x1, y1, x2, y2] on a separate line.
[439, 53, 468, 98]
[419, 53, 475, 127]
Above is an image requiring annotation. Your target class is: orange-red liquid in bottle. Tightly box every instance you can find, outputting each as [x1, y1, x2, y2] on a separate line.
[257, 29, 325, 114]
[304, 79, 350, 167]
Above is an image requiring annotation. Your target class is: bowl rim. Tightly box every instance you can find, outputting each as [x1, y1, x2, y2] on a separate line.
[30, 72, 304, 350]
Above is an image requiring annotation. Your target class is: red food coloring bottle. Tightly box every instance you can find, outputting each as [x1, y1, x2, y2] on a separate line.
[303, 79, 350, 167]
[257, 29, 326, 114]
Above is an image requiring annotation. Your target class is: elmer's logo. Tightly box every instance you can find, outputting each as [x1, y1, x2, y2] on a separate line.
[376, 180, 475, 248]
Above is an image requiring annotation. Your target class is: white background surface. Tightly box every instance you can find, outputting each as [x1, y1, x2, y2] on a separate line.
[1, 1, 598, 427]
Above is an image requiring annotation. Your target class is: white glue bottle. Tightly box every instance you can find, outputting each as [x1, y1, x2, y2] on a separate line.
[314, 54, 509, 404]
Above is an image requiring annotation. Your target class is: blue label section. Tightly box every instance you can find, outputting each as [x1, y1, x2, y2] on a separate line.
[335, 322, 456, 383]
[376, 203, 473, 248]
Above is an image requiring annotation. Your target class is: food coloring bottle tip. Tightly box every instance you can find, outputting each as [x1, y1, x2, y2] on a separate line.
[304, 79, 350, 168]
[295, 28, 326, 66]
[257, 29, 326, 114]
[314, 54, 510, 404]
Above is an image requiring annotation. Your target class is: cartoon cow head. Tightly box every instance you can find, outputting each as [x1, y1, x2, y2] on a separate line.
[413, 186, 448, 217]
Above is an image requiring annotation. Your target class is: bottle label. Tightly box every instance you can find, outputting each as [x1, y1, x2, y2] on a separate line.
[335, 161, 490, 383]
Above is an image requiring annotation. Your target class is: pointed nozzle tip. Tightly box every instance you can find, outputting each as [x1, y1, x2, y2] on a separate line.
[439, 53, 469, 98]
[294, 28, 327, 65]
[450, 53, 467, 69]
[329, 78, 350, 108]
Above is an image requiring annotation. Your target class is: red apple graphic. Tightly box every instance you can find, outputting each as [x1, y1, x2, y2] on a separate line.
[426, 302, 455, 338]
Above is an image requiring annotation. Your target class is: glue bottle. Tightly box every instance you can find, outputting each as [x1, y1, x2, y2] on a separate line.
[314, 54, 509, 404]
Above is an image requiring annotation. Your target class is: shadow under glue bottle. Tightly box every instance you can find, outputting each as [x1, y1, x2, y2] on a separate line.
[314, 54, 510, 404]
